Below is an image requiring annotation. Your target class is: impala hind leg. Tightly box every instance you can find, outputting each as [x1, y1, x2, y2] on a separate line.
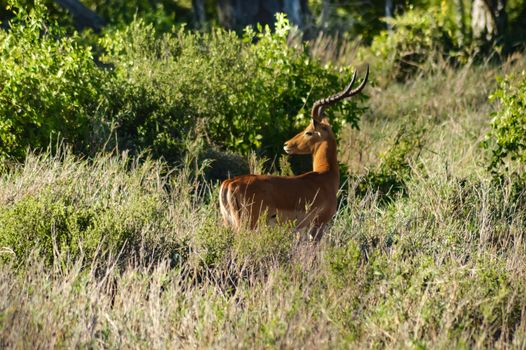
[219, 179, 245, 230]
[219, 181, 228, 225]
[308, 224, 326, 241]
[219, 180, 234, 227]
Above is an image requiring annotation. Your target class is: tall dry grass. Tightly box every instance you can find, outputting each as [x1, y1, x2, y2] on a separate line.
[1, 53, 526, 348]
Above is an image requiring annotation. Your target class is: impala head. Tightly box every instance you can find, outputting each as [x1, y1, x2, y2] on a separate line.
[283, 65, 369, 155]
[283, 117, 334, 155]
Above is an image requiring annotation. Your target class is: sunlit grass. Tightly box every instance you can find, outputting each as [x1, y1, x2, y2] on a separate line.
[1, 58, 526, 348]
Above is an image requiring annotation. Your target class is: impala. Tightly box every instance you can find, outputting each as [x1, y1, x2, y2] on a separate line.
[219, 66, 369, 238]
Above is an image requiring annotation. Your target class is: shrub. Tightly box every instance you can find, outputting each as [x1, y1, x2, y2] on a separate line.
[0, 5, 367, 167]
[0, 2, 108, 161]
[100, 14, 366, 162]
[483, 71, 526, 179]
[0, 151, 186, 267]
[357, 121, 427, 201]
[0, 2, 370, 170]
[358, 6, 461, 82]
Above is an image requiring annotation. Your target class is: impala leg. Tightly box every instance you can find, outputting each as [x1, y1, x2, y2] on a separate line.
[219, 179, 234, 227]
[308, 224, 325, 241]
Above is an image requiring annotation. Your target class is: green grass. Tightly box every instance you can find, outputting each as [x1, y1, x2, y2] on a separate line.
[1, 57, 526, 348]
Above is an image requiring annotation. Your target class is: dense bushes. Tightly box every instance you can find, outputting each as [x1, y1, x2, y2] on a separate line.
[483, 71, 526, 179]
[358, 6, 463, 82]
[0, 4, 366, 164]
[101, 14, 364, 161]
[0, 3, 108, 161]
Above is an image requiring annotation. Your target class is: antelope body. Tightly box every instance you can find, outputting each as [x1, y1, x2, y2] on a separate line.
[219, 66, 369, 237]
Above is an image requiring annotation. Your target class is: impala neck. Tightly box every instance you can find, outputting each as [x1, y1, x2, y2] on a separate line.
[312, 138, 339, 178]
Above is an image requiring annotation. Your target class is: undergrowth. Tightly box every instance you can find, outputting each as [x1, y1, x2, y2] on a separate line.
[1, 5, 526, 346]
[1, 113, 526, 348]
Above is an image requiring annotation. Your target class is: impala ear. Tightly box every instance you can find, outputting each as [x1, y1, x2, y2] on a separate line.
[321, 117, 331, 126]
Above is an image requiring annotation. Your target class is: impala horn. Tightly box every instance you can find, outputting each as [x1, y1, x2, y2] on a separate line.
[311, 64, 369, 122]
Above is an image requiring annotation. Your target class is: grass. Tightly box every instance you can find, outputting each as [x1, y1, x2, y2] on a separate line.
[1, 56, 526, 348]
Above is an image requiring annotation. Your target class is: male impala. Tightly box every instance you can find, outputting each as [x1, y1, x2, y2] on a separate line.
[219, 66, 369, 237]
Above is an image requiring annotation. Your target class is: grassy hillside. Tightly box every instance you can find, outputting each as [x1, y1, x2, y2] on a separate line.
[1, 56, 526, 348]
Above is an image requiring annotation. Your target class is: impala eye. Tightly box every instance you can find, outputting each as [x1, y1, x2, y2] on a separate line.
[305, 131, 313, 136]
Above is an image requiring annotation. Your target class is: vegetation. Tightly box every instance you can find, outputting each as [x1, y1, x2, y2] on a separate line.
[0, 3, 108, 160]
[483, 71, 526, 179]
[0, 5, 362, 163]
[100, 14, 363, 160]
[1, 57, 525, 348]
[1, 0, 526, 348]
[358, 5, 464, 82]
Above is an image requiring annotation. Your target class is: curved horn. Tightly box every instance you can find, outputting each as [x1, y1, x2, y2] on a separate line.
[311, 70, 356, 120]
[311, 64, 369, 121]
[348, 64, 369, 96]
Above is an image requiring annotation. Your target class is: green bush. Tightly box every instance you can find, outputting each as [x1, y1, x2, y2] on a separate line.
[359, 6, 461, 82]
[0, 3, 367, 166]
[101, 14, 366, 161]
[0, 2, 108, 161]
[358, 121, 427, 201]
[483, 71, 526, 179]
[0, 151, 184, 267]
